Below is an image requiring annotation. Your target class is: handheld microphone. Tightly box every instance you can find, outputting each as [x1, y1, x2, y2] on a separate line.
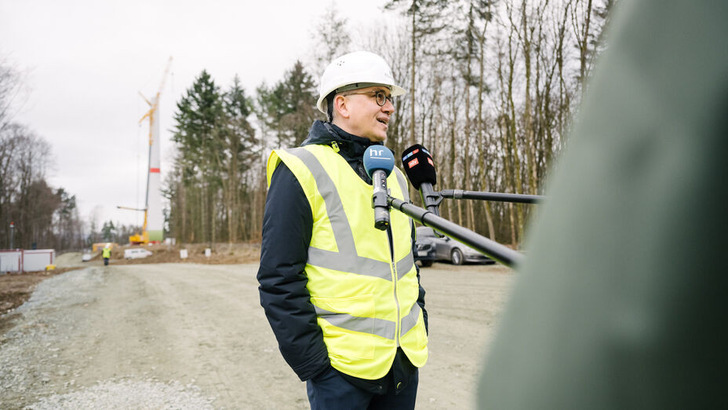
[363, 146, 395, 230]
[401, 144, 440, 215]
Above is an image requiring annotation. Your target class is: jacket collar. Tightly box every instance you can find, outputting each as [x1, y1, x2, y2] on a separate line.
[302, 120, 382, 158]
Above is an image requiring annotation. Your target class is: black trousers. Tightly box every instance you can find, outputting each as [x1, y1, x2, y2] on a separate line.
[306, 366, 418, 410]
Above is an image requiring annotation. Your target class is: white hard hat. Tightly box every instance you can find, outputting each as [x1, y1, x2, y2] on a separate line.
[316, 51, 406, 114]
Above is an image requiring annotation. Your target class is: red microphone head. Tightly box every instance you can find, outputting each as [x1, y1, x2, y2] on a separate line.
[401, 144, 436, 190]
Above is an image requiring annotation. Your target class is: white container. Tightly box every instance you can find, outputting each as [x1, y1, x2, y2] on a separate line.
[0, 250, 21, 273]
[0, 249, 55, 273]
[23, 250, 55, 271]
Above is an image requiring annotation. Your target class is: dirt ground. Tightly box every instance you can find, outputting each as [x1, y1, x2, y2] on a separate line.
[0, 243, 262, 316]
[0, 269, 70, 317]
[0, 247, 514, 409]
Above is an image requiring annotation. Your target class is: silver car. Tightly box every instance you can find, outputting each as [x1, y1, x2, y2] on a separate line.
[415, 226, 493, 266]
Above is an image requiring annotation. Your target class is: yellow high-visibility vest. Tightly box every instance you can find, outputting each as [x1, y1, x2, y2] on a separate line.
[268, 144, 428, 380]
[102, 247, 111, 258]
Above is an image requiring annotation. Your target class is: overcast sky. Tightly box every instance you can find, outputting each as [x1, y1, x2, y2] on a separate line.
[0, 0, 391, 229]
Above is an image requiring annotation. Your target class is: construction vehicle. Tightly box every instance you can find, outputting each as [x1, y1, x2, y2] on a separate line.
[117, 206, 149, 245]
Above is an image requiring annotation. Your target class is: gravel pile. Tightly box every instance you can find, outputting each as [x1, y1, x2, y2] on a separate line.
[0, 268, 217, 409]
[53, 252, 84, 268]
[26, 379, 214, 409]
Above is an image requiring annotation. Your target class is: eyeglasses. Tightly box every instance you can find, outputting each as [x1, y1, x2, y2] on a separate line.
[341, 90, 393, 107]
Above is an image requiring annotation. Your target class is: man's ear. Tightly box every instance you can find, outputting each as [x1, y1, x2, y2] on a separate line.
[334, 95, 351, 120]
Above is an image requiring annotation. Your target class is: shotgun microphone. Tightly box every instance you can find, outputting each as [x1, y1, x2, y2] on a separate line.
[363, 146, 395, 230]
[402, 144, 440, 215]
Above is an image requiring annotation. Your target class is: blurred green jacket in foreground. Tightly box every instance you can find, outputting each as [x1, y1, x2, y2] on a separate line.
[478, 1, 728, 408]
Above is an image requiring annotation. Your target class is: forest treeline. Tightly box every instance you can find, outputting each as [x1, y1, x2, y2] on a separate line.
[168, 0, 617, 248]
[0, 61, 86, 250]
[0, 123, 139, 250]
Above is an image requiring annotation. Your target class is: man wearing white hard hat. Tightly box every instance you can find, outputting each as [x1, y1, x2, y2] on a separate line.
[258, 51, 428, 409]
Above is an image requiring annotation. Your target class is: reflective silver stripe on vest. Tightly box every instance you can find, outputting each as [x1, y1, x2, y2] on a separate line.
[285, 147, 413, 280]
[400, 303, 422, 336]
[308, 247, 391, 280]
[395, 170, 410, 202]
[315, 306, 396, 340]
[397, 253, 415, 281]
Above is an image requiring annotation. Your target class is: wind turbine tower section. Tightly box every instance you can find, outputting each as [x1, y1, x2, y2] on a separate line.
[139, 57, 172, 244]
[145, 93, 163, 243]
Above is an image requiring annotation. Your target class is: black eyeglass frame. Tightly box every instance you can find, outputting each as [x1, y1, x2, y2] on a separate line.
[341, 90, 394, 107]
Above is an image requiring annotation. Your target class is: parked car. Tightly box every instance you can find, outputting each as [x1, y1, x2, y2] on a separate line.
[414, 230, 438, 267]
[81, 252, 92, 262]
[124, 248, 153, 260]
[414, 226, 493, 267]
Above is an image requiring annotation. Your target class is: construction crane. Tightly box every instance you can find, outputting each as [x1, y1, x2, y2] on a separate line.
[119, 56, 172, 245]
[118, 206, 148, 245]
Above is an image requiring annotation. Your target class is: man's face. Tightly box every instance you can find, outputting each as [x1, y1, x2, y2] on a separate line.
[339, 86, 394, 143]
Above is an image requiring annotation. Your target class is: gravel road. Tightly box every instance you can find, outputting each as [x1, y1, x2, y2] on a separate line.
[0, 262, 513, 409]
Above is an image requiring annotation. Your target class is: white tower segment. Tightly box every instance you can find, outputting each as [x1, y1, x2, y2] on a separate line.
[138, 57, 172, 243]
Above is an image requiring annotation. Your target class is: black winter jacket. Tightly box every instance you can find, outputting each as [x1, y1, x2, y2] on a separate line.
[257, 120, 427, 392]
